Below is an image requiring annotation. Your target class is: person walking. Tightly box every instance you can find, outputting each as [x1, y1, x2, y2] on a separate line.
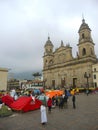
[40, 103, 47, 125]
[72, 94, 76, 109]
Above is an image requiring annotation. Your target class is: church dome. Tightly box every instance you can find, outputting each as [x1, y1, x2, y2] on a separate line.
[44, 37, 53, 47]
[78, 19, 91, 33]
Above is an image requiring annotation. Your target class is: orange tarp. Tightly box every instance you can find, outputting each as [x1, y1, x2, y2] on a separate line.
[45, 90, 64, 98]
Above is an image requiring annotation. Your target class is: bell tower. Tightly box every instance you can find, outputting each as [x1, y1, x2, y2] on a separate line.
[43, 37, 54, 69]
[44, 36, 53, 56]
[77, 18, 96, 58]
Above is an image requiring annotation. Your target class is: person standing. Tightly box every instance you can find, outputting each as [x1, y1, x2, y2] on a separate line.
[72, 94, 76, 109]
[63, 94, 68, 108]
[86, 89, 89, 96]
[40, 92, 47, 106]
[10, 88, 16, 99]
[40, 103, 47, 125]
[47, 98, 52, 113]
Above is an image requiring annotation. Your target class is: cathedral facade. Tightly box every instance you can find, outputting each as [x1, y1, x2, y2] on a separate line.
[43, 19, 97, 89]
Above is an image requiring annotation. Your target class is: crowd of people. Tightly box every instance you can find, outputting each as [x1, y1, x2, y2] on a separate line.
[1, 85, 98, 127]
[0, 88, 77, 125]
[40, 89, 76, 125]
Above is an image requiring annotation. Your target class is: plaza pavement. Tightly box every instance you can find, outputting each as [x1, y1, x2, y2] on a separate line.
[0, 93, 98, 130]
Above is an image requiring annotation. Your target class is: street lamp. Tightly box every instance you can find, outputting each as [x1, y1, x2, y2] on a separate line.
[84, 72, 90, 90]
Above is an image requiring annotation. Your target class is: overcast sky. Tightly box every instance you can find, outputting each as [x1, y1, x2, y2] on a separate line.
[0, 0, 98, 75]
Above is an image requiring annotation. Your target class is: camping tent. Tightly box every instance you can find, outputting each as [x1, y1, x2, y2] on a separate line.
[2, 95, 42, 112]
[2, 95, 14, 107]
[10, 96, 42, 112]
[45, 90, 64, 98]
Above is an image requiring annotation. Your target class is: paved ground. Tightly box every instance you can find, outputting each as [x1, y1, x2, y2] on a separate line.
[0, 93, 98, 130]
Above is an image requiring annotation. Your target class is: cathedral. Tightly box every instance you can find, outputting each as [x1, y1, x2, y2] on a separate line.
[43, 19, 97, 89]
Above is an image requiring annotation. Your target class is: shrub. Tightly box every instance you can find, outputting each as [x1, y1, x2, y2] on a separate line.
[0, 104, 13, 117]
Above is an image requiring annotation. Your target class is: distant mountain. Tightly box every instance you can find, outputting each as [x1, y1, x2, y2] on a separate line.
[8, 71, 33, 80]
[14, 72, 33, 80]
[8, 70, 43, 80]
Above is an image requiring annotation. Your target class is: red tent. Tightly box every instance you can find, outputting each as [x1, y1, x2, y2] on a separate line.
[10, 96, 42, 112]
[2, 95, 14, 107]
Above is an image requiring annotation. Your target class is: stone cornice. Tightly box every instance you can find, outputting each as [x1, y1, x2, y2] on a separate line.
[43, 56, 97, 71]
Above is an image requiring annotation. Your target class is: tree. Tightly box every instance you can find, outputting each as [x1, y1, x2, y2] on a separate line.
[32, 72, 42, 78]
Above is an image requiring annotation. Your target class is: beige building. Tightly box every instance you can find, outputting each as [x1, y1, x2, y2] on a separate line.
[92, 64, 98, 87]
[43, 19, 97, 89]
[0, 68, 8, 90]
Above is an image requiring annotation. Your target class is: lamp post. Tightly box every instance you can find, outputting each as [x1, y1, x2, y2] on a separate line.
[84, 72, 90, 90]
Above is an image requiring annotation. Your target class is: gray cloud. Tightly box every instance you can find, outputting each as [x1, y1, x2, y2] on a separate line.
[0, 0, 98, 74]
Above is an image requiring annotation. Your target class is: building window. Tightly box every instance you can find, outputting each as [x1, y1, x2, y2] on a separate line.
[82, 33, 85, 38]
[94, 68, 96, 72]
[94, 82, 97, 87]
[50, 49, 52, 52]
[45, 60, 48, 66]
[49, 60, 53, 65]
[82, 48, 86, 56]
[94, 74, 96, 79]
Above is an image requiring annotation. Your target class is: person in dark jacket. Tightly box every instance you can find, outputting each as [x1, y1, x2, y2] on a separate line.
[63, 94, 68, 108]
[72, 94, 76, 109]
